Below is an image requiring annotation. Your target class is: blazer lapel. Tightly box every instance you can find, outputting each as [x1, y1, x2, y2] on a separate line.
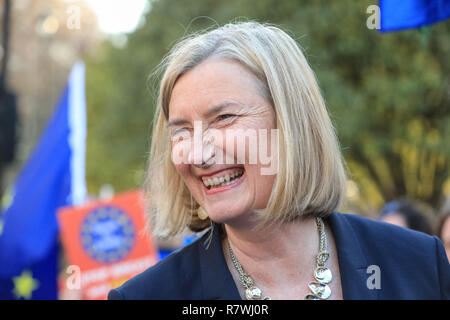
[198, 224, 242, 300]
[327, 212, 379, 299]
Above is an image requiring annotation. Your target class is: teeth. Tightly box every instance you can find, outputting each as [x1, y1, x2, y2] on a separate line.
[203, 169, 243, 189]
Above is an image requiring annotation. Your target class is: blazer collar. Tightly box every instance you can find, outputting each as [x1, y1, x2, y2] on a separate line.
[198, 212, 378, 300]
[327, 212, 378, 299]
[198, 223, 241, 299]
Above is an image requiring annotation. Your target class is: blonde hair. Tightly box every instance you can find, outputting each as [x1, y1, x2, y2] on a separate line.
[145, 21, 347, 237]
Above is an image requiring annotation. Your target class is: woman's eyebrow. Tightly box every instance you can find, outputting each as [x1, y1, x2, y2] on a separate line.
[167, 101, 243, 127]
[167, 118, 190, 128]
[204, 101, 242, 118]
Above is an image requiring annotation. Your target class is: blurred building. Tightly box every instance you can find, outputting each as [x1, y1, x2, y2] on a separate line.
[0, 0, 102, 199]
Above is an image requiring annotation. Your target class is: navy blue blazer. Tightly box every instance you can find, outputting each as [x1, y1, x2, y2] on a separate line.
[108, 212, 450, 300]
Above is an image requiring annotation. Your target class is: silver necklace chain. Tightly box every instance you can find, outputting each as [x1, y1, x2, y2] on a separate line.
[227, 217, 333, 300]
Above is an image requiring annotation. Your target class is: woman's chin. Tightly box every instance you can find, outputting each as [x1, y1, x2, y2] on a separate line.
[206, 205, 249, 224]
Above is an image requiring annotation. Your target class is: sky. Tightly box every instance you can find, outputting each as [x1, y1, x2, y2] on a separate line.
[84, 0, 149, 34]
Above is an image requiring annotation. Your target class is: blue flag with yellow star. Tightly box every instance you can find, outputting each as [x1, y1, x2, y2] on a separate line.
[0, 62, 87, 299]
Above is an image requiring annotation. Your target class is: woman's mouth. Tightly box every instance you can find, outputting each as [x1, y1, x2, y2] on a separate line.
[201, 167, 245, 194]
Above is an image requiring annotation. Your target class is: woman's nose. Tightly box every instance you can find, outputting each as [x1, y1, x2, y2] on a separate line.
[187, 136, 215, 169]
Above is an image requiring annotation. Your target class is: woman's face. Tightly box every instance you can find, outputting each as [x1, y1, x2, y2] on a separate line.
[168, 59, 277, 226]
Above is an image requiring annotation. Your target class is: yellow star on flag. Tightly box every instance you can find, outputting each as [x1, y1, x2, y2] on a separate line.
[12, 270, 39, 300]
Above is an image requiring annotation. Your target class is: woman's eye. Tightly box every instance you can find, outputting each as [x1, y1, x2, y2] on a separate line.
[217, 114, 234, 121]
[171, 129, 190, 142]
[174, 135, 183, 142]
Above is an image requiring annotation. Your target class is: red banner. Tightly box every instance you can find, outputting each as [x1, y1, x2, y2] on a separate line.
[58, 190, 158, 299]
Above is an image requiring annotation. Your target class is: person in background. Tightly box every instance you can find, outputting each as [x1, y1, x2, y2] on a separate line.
[378, 199, 433, 235]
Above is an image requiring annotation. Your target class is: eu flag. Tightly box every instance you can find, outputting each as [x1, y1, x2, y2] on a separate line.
[380, 0, 450, 32]
[0, 62, 87, 299]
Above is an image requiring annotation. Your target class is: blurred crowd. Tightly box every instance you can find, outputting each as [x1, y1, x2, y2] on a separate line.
[378, 198, 450, 261]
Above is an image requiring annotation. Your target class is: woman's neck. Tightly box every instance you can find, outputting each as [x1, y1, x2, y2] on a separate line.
[222, 215, 320, 291]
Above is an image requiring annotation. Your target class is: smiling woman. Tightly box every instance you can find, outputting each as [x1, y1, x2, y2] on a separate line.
[149, 22, 347, 238]
[108, 21, 450, 300]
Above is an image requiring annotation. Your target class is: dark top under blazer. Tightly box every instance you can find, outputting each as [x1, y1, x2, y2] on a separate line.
[108, 212, 450, 300]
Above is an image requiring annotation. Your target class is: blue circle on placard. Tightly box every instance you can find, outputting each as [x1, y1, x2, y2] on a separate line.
[80, 206, 135, 263]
